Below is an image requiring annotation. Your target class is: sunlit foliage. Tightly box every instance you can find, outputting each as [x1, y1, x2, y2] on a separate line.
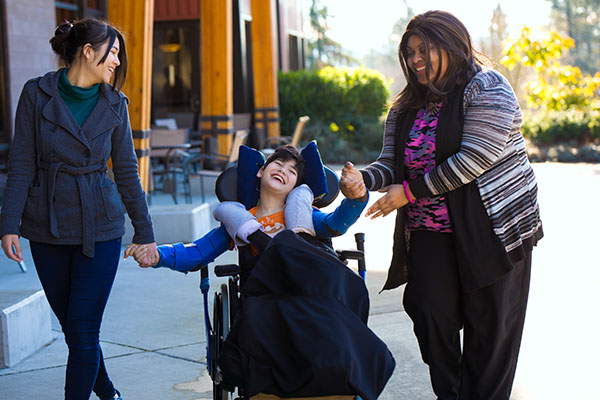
[501, 26, 600, 112]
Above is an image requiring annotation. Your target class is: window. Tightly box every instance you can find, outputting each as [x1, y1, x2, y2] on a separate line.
[55, 0, 106, 25]
[288, 34, 304, 71]
[151, 21, 200, 127]
[233, 9, 253, 114]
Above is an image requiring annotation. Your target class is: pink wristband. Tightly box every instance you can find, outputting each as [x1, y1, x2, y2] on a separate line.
[403, 180, 415, 204]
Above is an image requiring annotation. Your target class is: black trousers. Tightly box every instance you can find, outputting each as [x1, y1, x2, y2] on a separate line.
[403, 231, 531, 400]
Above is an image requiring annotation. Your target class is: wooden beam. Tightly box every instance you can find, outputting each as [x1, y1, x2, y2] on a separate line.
[108, 0, 154, 193]
[251, 0, 280, 139]
[201, 0, 234, 156]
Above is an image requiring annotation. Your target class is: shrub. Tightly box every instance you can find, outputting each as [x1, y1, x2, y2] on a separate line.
[278, 66, 389, 163]
[307, 118, 385, 164]
[522, 109, 600, 145]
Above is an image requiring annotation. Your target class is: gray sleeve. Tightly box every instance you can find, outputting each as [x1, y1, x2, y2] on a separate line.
[360, 108, 397, 191]
[110, 98, 155, 244]
[0, 83, 38, 236]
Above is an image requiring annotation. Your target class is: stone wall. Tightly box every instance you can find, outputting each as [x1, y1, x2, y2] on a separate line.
[4, 0, 56, 133]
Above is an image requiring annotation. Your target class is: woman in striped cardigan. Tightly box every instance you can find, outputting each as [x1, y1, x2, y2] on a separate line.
[342, 10, 543, 400]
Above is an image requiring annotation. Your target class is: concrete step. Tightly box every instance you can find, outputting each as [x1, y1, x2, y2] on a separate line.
[0, 290, 52, 368]
[126, 175, 220, 246]
[124, 202, 214, 246]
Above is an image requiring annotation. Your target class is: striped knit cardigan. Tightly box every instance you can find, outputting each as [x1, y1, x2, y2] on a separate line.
[362, 69, 543, 291]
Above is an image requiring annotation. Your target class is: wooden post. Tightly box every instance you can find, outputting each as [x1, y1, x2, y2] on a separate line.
[108, 0, 154, 193]
[200, 0, 234, 156]
[251, 0, 280, 140]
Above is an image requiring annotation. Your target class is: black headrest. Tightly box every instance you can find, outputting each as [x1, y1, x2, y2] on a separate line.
[215, 165, 340, 209]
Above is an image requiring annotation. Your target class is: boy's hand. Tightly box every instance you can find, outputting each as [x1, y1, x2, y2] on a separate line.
[340, 176, 367, 201]
[132, 245, 152, 267]
[124, 243, 159, 268]
[341, 161, 363, 182]
[340, 162, 367, 201]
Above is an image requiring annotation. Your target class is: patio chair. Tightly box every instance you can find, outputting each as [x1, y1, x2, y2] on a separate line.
[170, 129, 249, 203]
[154, 117, 178, 130]
[261, 115, 309, 156]
[149, 128, 189, 202]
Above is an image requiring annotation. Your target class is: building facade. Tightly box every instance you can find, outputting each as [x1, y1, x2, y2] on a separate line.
[0, 0, 306, 185]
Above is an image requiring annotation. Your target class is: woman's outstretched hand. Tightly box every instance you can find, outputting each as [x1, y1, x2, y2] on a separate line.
[365, 184, 409, 219]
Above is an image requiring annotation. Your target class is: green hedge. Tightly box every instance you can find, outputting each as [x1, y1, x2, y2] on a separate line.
[278, 68, 600, 163]
[278, 66, 389, 163]
[519, 109, 600, 162]
[522, 109, 600, 145]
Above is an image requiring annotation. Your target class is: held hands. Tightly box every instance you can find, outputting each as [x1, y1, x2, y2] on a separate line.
[365, 184, 412, 219]
[1, 234, 23, 262]
[124, 242, 159, 268]
[340, 162, 367, 201]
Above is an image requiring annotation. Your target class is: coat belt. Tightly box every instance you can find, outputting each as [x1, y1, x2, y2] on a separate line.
[39, 160, 107, 258]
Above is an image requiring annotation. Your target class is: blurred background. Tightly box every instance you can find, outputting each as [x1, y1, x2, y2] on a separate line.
[294, 0, 600, 165]
[1, 0, 598, 178]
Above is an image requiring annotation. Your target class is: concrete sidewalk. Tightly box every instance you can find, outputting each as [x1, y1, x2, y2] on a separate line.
[0, 177, 434, 400]
[0, 240, 432, 399]
[1, 162, 599, 399]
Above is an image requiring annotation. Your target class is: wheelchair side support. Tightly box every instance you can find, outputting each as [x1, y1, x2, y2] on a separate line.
[336, 233, 366, 281]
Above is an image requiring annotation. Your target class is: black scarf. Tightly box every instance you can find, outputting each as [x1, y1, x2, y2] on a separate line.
[383, 84, 513, 293]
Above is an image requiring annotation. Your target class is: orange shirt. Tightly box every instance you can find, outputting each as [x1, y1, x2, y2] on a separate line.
[248, 206, 286, 237]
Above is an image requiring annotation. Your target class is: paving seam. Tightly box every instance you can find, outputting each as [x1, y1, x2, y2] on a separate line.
[152, 351, 206, 365]
[0, 363, 68, 376]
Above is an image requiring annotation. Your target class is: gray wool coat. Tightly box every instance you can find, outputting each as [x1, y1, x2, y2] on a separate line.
[0, 69, 154, 257]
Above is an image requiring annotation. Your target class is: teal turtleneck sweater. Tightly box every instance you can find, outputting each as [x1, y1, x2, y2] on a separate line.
[58, 68, 100, 127]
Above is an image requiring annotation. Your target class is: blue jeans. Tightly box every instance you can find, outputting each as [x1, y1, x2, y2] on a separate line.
[30, 238, 122, 400]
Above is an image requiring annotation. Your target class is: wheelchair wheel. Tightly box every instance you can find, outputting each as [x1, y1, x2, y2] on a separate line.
[213, 284, 231, 400]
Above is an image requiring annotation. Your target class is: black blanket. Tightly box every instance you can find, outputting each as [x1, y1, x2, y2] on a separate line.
[219, 230, 395, 400]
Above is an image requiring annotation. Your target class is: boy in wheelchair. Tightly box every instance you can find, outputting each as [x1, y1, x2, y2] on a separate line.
[127, 144, 395, 400]
[128, 143, 368, 274]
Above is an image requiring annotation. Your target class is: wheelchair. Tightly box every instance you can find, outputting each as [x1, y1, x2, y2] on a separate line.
[200, 165, 368, 400]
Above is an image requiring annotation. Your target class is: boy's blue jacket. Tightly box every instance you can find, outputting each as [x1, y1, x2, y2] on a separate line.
[155, 195, 369, 272]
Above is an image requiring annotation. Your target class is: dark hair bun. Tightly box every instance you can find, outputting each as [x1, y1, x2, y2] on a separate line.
[55, 21, 73, 36]
[49, 22, 73, 61]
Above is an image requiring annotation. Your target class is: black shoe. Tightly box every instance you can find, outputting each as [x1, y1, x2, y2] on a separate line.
[102, 390, 122, 400]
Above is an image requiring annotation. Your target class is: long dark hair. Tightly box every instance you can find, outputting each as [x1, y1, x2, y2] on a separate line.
[49, 18, 128, 91]
[392, 10, 491, 110]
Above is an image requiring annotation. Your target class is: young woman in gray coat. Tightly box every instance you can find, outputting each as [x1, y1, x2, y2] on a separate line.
[0, 19, 156, 400]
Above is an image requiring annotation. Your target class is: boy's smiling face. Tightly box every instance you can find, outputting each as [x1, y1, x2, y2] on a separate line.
[257, 158, 299, 196]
